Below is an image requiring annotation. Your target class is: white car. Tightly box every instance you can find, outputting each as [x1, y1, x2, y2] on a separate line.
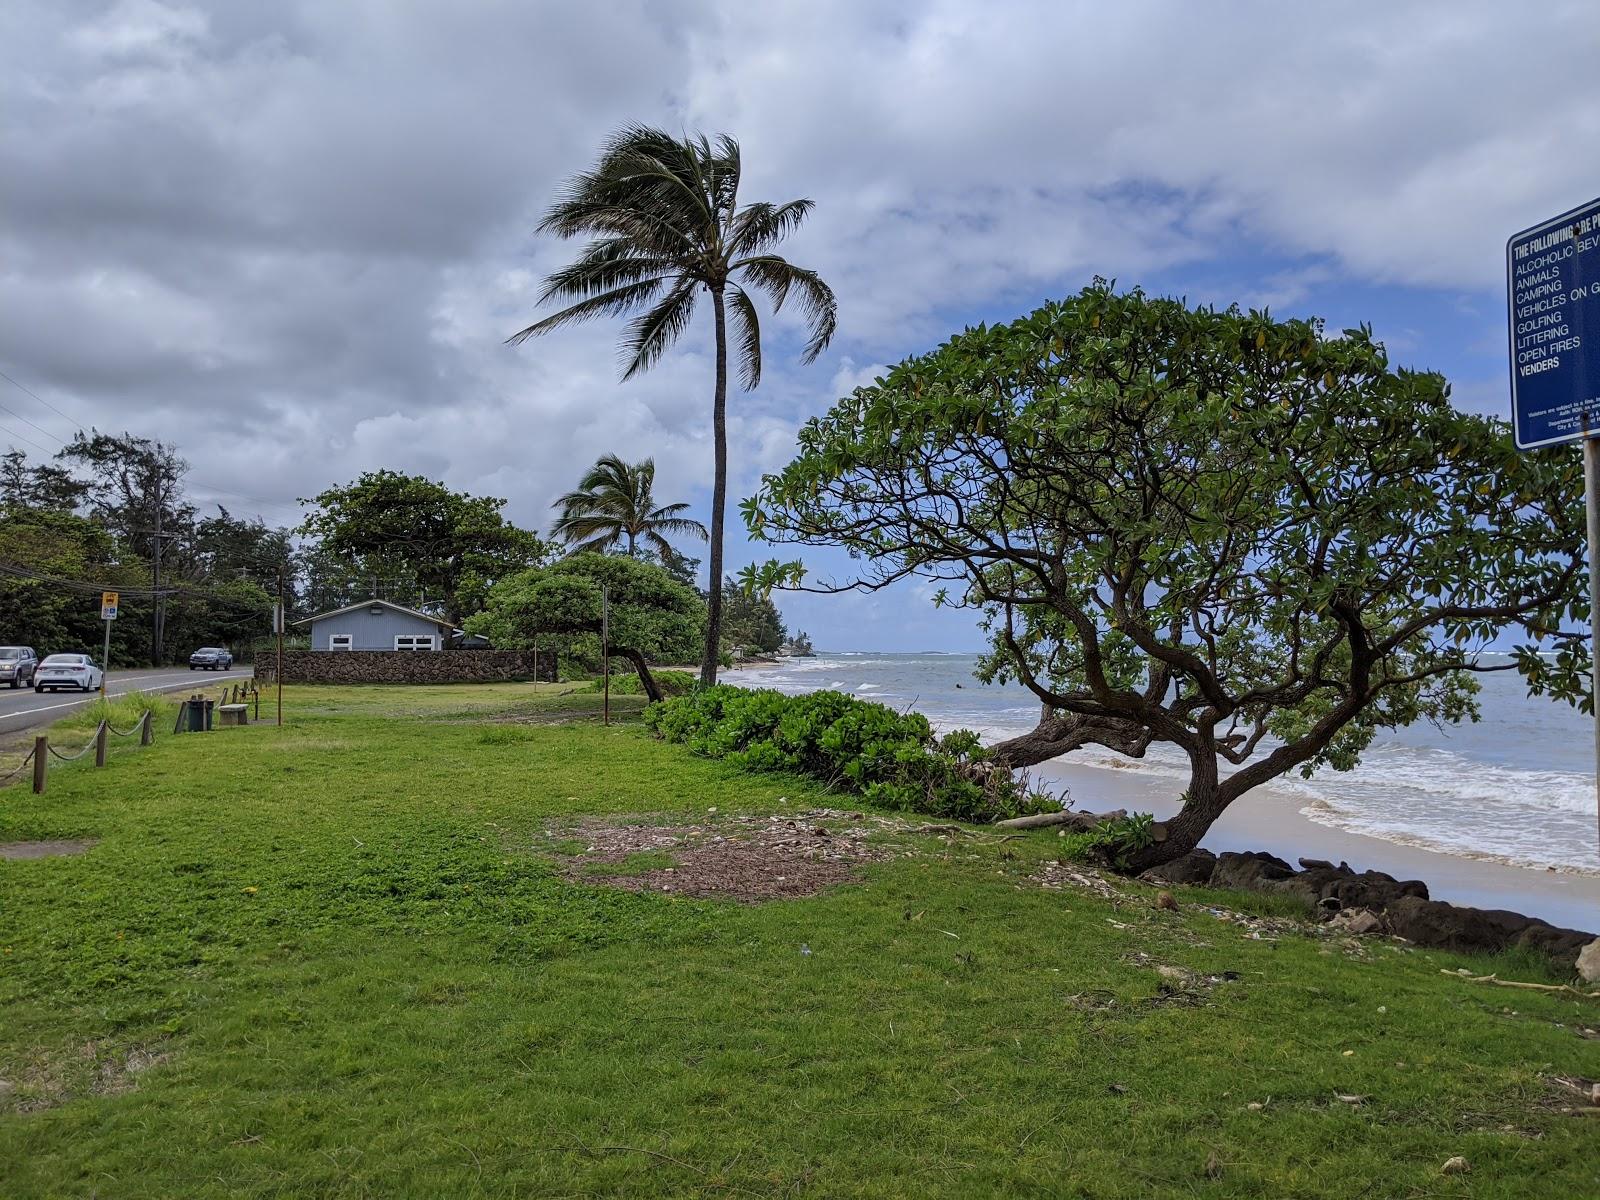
[34, 653, 105, 693]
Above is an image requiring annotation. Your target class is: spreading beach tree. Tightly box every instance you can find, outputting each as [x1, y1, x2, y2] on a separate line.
[464, 553, 704, 701]
[742, 283, 1586, 870]
[508, 125, 836, 688]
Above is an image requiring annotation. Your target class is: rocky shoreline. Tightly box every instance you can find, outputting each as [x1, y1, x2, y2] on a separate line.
[1143, 847, 1600, 979]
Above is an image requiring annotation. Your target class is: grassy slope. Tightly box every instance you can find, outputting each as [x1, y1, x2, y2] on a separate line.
[0, 683, 1595, 1198]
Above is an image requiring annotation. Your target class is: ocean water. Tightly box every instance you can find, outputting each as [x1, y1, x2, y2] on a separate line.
[752, 651, 1599, 876]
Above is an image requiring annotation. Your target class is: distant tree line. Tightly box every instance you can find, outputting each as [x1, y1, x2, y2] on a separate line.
[1, 438, 796, 671]
[1, 436, 289, 666]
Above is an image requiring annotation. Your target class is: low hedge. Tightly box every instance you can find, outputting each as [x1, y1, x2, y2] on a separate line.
[643, 685, 1052, 822]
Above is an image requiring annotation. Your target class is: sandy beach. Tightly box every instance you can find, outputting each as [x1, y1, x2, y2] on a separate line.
[1034, 757, 1600, 933]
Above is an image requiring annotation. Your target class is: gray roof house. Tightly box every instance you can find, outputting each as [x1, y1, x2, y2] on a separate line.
[293, 599, 489, 651]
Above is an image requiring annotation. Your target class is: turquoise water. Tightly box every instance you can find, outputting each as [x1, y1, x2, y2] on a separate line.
[755, 651, 1598, 875]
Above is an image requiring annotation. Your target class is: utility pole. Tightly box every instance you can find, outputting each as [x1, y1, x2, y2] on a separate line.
[276, 567, 285, 727]
[152, 471, 164, 667]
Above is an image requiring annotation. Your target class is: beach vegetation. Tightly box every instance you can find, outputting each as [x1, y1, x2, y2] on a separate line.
[719, 576, 788, 655]
[3, 681, 1596, 1196]
[591, 668, 697, 697]
[465, 552, 704, 701]
[644, 685, 1050, 821]
[743, 282, 1584, 870]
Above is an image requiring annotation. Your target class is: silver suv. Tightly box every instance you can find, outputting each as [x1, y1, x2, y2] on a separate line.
[189, 646, 234, 670]
[0, 646, 38, 689]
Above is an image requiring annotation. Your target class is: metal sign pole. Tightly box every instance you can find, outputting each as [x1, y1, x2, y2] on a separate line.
[1586, 437, 1600, 844]
[99, 590, 117, 698]
[275, 571, 285, 727]
[601, 585, 610, 727]
[1507, 197, 1600, 855]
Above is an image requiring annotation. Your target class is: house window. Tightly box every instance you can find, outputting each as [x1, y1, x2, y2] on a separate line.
[328, 634, 353, 651]
[394, 635, 438, 651]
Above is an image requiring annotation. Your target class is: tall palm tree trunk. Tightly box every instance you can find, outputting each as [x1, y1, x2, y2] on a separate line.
[701, 289, 729, 687]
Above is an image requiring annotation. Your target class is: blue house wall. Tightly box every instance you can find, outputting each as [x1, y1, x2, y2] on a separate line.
[308, 607, 453, 651]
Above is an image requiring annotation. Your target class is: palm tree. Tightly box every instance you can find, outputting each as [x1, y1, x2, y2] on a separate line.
[551, 453, 707, 560]
[508, 125, 836, 686]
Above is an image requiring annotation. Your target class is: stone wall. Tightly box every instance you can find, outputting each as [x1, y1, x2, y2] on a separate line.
[256, 649, 556, 685]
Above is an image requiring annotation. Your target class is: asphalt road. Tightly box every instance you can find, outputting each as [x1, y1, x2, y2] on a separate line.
[0, 666, 254, 734]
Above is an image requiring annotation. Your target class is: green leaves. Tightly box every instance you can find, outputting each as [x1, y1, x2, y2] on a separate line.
[299, 470, 548, 623]
[736, 558, 807, 597]
[463, 553, 705, 668]
[644, 686, 1051, 822]
[746, 280, 1587, 823]
[512, 125, 834, 390]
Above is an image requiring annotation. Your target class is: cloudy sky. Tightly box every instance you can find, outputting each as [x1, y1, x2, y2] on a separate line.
[3, 0, 1597, 649]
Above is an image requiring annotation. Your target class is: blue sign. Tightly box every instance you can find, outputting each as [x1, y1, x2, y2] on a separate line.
[1508, 197, 1600, 450]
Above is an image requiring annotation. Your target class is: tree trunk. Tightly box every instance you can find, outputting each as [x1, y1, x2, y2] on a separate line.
[699, 288, 729, 689]
[613, 645, 663, 703]
[990, 712, 1154, 769]
[988, 712, 1227, 873]
[1121, 751, 1224, 873]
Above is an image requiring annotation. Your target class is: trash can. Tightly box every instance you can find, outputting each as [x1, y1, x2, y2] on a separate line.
[184, 698, 214, 732]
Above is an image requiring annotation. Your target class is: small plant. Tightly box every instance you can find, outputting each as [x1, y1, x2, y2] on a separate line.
[1061, 812, 1160, 871]
[59, 690, 171, 734]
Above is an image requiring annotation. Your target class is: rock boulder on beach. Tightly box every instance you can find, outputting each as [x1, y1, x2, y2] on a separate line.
[1578, 937, 1600, 984]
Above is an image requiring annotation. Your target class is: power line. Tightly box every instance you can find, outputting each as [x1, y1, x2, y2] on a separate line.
[0, 366, 85, 430]
[0, 364, 310, 524]
[0, 420, 57, 456]
[0, 561, 274, 611]
[0, 396, 70, 445]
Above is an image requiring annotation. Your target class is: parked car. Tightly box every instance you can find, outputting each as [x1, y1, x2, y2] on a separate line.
[0, 646, 39, 689]
[189, 646, 234, 670]
[34, 653, 104, 693]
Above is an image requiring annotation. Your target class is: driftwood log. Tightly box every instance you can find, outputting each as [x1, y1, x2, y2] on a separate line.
[995, 808, 1167, 842]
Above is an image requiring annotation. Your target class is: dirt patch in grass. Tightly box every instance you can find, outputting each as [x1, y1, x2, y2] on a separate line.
[1, 1038, 172, 1114]
[1540, 1073, 1600, 1115]
[546, 809, 902, 903]
[0, 839, 98, 860]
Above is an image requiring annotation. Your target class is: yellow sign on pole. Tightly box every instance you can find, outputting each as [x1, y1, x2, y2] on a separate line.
[101, 591, 119, 620]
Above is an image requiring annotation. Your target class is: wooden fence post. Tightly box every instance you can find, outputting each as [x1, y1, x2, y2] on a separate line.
[94, 721, 108, 767]
[33, 736, 46, 794]
[140, 709, 153, 746]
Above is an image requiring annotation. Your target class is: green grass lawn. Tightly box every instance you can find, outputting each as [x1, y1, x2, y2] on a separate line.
[2, 683, 1596, 1198]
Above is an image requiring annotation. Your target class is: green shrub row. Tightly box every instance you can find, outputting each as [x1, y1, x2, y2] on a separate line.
[643, 685, 1052, 822]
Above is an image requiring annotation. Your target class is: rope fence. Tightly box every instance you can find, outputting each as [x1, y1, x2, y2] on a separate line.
[4, 685, 261, 795]
[3, 709, 156, 795]
[47, 731, 100, 762]
[0, 744, 35, 784]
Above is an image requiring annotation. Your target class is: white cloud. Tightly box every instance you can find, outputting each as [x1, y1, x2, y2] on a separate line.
[1, 0, 1593, 644]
